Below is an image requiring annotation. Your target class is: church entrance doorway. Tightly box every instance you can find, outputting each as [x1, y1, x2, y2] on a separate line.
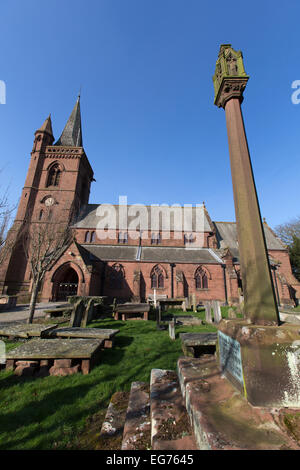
[54, 267, 79, 301]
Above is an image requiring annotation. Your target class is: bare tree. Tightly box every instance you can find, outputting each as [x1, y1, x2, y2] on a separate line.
[274, 216, 300, 247]
[22, 206, 73, 323]
[0, 180, 16, 266]
[275, 216, 300, 285]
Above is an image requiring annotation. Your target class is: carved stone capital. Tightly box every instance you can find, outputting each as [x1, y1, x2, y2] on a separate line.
[214, 77, 249, 109]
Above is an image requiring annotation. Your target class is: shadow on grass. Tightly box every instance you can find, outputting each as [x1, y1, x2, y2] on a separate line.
[0, 380, 106, 450]
[0, 372, 39, 392]
[0, 315, 219, 449]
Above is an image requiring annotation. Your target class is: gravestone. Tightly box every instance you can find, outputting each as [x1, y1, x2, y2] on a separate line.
[153, 288, 157, 307]
[228, 307, 237, 319]
[6, 338, 104, 376]
[192, 293, 197, 313]
[0, 323, 57, 339]
[70, 299, 85, 328]
[169, 319, 176, 340]
[205, 301, 212, 323]
[82, 299, 94, 328]
[212, 300, 222, 324]
[157, 304, 162, 325]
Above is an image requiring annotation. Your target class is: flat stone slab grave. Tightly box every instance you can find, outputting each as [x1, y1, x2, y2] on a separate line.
[173, 315, 202, 326]
[46, 327, 119, 348]
[0, 323, 58, 339]
[6, 338, 104, 375]
[114, 303, 150, 321]
[180, 332, 217, 358]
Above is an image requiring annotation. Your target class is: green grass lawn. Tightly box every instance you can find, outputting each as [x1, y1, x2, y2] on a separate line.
[0, 313, 220, 450]
[165, 305, 241, 320]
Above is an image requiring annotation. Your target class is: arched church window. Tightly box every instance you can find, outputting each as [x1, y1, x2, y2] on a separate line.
[118, 232, 128, 244]
[90, 231, 95, 243]
[151, 265, 164, 289]
[47, 164, 61, 187]
[110, 263, 125, 290]
[39, 209, 43, 221]
[184, 233, 194, 244]
[85, 231, 90, 242]
[195, 266, 208, 289]
[151, 233, 161, 244]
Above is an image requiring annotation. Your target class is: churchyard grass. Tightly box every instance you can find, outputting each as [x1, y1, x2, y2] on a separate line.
[0, 314, 217, 450]
[165, 305, 241, 320]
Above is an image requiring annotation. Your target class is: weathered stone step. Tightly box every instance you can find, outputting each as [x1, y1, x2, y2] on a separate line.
[150, 369, 197, 450]
[121, 381, 151, 450]
[98, 391, 130, 450]
[177, 356, 300, 450]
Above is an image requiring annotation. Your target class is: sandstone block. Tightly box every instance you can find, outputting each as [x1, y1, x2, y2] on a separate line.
[49, 364, 80, 376]
[14, 366, 36, 377]
[81, 359, 90, 375]
[15, 360, 39, 367]
[54, 359, 73, 368]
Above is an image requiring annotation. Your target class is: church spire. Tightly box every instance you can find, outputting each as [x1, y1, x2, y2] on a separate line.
[55, 95, 83, 147]
[37, 114, 53, 137]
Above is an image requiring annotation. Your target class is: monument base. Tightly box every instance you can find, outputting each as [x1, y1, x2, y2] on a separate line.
[217, 319, 300, 407]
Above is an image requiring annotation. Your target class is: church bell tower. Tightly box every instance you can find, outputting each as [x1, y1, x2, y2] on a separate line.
[0, 96, 94, 294]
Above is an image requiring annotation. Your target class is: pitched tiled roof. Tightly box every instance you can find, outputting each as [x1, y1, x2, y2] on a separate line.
[80, 245, 138, 262]
[140, 247, 220, 264]
[213, 221, 286, 260]
[80, 244, 221, 264]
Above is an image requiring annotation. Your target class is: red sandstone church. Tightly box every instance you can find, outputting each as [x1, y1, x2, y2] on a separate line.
[1, 98, 299, 307]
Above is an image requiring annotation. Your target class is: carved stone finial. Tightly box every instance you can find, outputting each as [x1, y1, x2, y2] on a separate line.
[213, 44, 249, 108]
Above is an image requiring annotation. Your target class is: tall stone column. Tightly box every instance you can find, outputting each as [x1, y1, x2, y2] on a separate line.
[213, 44, 279, 326]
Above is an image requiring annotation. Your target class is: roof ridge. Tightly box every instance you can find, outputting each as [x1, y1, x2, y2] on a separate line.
[87, 203, 208, 209]
[213, 221, 236, 224]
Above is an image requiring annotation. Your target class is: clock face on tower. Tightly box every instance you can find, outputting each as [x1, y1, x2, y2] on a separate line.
[44, 197, 55, 207]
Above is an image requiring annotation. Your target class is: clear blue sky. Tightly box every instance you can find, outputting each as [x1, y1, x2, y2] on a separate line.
[0, 0, 299, 230]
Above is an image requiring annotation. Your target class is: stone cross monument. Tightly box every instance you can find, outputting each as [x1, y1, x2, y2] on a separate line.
[212, 45, 300, 408]
[213, 44, 279, 327]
